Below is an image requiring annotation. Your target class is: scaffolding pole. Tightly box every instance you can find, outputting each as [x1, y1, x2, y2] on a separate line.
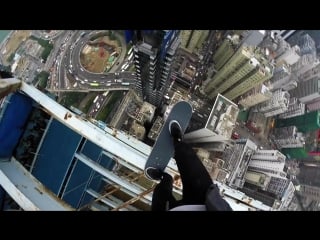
[111, 185, 156, 211]
[78, 185, 121, 211]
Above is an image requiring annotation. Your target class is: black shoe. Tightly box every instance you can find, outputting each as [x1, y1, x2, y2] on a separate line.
[169, 120, 183, 142]
[145, 167, 164, 180]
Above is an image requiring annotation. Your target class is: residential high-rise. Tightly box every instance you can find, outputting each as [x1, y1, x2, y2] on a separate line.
[204, 44, 273, 100]
[275, 40, 300, 66]
[299, 63, 320, 83]
[179, 30, 209, 54]
[257, 89, 290, 117]
[249, 150, 286, 176]
[238, 84, 272, 109]
[223, 139, 257, 189]
[271, 126, 305, 149]
[223, 63, 273, 100]
[248, 150, 289, 198]
[133, 30, 179, 107]
[289, 77, 320, 104]
[204, 46, 253, 97]
[278, 97, 305, 119]
[267, 63, 293, 91]
[213, 36, 237, 70]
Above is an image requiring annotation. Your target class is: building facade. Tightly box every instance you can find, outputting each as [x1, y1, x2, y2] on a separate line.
[238, 84, 272, 109]
[289, 77, 320, 104]
[278, 97, 305, 119]
[257, 89, 290, 117]
[247, 150, 289, 198]
[271, 126, 305, 149]
[179, 30, 209, 54]
[133, 30, 180, 107]
[223, 139, 257, 189]
[213, 35, 237, 70]
[204, 46, 253, 97]
[184, 94, 239, 150]
[275, 110, 320, 133]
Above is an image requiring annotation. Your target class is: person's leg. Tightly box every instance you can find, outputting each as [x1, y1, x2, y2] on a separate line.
[174, 140, 213, 205]
[151, 173, 179, 211]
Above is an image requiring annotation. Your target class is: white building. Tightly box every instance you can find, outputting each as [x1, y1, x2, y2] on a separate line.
[266, 64, 299, 92]
[258, 89, 290, 117]
[276, 45, 301, 66]
[224, 139, 257, 189]
[248, 150, 289, 198]
[292, 54, 319, 78]
[185, 94, 239, 147]
[249, 150, 286, 175]
[238, 84, 272, 109]
[268, 63, 291, 91]
[278, 97, 305, 119]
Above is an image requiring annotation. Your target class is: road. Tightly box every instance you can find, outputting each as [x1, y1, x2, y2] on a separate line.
[52, 30, 136, 93]
[234, 123, 273, 149]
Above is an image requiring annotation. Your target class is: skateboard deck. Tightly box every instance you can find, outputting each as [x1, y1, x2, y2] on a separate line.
[144, 101, 193, 180]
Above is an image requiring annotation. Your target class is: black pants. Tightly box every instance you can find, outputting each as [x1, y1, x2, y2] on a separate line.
[151, 141, 213, 211]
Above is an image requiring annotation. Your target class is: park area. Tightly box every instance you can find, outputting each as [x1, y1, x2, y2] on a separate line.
[80, 34, 121, 73]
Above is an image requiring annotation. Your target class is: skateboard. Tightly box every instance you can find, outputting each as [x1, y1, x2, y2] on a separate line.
[144, 101, 193, 180]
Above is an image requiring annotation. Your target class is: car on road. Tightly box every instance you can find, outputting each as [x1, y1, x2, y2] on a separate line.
[231, 131, 240, 140]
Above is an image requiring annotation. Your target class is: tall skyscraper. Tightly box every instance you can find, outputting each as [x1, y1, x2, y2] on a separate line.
[212, 36, 236, 70]
[204, 46, 253, 97]
[179, 30, 209, 54]
[132, 30, 180, 107]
